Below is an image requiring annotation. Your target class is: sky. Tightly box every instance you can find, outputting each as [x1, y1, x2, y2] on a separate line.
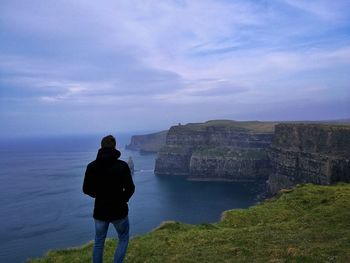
[1, 0, 350, 136]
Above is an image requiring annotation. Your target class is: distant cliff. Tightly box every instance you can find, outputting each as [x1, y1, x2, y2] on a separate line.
[268, 123, 350, 194]
[126, 130, 167, 153]
[155, 120, 276, 181]
[154, 120, 350, 190]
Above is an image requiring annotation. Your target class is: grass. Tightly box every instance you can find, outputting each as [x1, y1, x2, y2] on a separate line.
[176, 120, 277, 133]
[175, 120, 350, 134]
[29, 183, 350, 263]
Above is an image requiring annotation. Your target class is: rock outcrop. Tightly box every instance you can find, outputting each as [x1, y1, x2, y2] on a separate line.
[126, 130, 167, 153]
[155, 120, 276, 181]
[268, 123, 350, 194]
[127, 156, 134, 175]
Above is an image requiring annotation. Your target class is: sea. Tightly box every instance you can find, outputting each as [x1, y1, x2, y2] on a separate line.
[0, 134, 263, 263]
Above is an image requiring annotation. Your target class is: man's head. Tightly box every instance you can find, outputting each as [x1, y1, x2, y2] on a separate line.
[101, 135, 117, 149]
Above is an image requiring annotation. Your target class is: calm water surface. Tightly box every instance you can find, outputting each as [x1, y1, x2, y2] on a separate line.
[0, 135, 262, 263]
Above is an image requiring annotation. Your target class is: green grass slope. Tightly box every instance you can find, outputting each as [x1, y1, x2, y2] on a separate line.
[182, 120, 277, 133]
[29, 184, 350, 263]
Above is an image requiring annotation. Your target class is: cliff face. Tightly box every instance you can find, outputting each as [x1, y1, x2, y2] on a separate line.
[165, 125, 273, 149]
[155, 120, 275, 181]
[189, 148, 271, 181]
[155, 145, 193, 175]
[126, 130, 167, 153]
[268, 124, 350, 194]
[155, 120, 350, 189]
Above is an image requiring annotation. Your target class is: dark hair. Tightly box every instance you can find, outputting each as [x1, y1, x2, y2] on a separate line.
[101, 135, 116, 148]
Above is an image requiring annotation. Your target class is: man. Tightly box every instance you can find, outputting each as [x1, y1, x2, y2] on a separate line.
[83, 135, 135, 263]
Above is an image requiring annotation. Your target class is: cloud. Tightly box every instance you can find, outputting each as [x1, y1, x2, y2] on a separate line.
[282, 0, 350, 21]
[187, 79, 248, 96]
[0, 0, 350, 135]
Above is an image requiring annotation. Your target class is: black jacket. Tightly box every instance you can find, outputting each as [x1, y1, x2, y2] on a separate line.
[83, 148, 135, 221]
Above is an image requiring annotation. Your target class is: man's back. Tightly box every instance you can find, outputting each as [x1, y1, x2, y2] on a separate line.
[83, 147, 135, 221]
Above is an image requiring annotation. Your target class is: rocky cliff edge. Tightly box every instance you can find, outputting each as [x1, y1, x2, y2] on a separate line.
[155, 120, 276, 181]
[268, 123, 350, 194]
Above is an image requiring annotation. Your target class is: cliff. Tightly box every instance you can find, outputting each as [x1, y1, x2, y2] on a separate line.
[126, 130, 167, 153]
[155, 120, 276, 181]
[155, 120, 350, 188]
[268, 123, 350, 194]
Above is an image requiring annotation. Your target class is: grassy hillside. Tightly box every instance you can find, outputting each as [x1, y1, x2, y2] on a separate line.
[29, 184, 350, 263]
[182, 120, 277, 133]
[180, 120, 350, 133]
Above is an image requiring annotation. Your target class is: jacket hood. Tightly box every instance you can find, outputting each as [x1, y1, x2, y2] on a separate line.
[96, 148, 121, 161]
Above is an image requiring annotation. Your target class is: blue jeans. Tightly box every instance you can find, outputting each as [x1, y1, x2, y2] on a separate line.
[93, 216, 129, 263]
